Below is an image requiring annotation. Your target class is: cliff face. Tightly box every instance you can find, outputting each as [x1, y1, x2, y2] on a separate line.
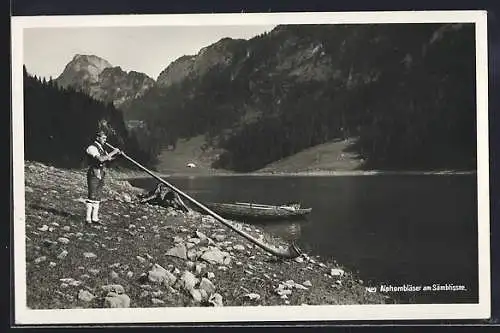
[155, 55, 196, 88]
[56, 54, 112, 87]
[56, 54, 155, 108]
[156, 37, 247, 88]
[88, 67, 155, 108]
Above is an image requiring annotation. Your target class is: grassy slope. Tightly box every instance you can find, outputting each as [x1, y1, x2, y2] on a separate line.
[258, 139, 362, 173]
[23, 161, 389, 310]
[155, 136, 233, 175]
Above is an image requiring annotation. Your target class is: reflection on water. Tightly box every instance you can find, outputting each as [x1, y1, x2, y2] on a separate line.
[129, 175, 478, 304]
[222, 215, 308, 244]
[254, 219, 307, 242]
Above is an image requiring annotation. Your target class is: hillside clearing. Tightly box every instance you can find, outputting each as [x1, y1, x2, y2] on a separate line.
[154, 136, 362, 175]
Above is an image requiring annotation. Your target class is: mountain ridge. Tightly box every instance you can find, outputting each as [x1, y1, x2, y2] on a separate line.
[44, 23, 477, 174]
[125, 23, 477, 173]
[55, 54, 155, 108]
[156, 37, 247, 88]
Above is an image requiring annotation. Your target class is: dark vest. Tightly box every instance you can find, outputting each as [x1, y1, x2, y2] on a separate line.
[87, 141, 106, 169]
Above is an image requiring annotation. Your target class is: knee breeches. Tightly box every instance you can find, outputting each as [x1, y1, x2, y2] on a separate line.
[87, 168, 105, 200]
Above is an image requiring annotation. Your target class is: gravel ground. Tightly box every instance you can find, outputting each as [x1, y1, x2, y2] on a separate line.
[23, 161, 390, 309]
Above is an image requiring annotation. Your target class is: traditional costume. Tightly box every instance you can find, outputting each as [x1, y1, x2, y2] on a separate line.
[85, 131, 120, 224]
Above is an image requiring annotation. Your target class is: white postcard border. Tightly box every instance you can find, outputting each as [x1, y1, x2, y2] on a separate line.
[11, 10, 491, 324]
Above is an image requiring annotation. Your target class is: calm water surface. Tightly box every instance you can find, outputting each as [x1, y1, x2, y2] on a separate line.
[130, 175, 478, 304]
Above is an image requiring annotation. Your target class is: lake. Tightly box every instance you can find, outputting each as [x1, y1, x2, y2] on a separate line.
[129, 174, 478, 304]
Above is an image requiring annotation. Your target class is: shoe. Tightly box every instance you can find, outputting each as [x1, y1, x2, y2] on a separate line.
[92, 220, 104, 225]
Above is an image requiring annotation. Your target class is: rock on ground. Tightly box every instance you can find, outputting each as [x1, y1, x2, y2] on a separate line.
[101, 284, 125, 294]
[200, 248, 231, 265]
[78, 290, 95, 302]
[244, 293, 261, 301]
[330, 268, 345, 277]
[34, 256, 47, 264]
[208, 293, 224, 307]
[199, 278, 216, 295]
[165, 244, 188, 260]
[57, 237, 70, 244]
[151, 298, 165, 305]
[148, 264, 177, 286]
[104, 294, 131, 308]
[178, 270, 199, 291]
[83, 252, 97, 259]
[190, 289, 203, 303]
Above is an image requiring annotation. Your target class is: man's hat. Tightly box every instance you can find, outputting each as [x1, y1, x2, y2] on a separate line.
[96, 130, 107, 138]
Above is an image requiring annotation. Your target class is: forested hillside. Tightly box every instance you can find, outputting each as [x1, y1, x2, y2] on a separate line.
[125, 23, 477, 172]
[23, 66, 157, 169]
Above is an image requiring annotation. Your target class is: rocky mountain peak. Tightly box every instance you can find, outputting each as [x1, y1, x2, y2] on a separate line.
[156, 37, 246, 88]
[57, 54, 113, 87]
[56, 54, 155, 109]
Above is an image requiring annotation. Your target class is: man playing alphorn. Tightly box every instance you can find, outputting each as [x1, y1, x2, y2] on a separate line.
[85, 130, 121, 224]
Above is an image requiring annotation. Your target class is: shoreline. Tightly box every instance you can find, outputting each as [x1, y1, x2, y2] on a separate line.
[114, 168, 477, 180]
[22, 160, 391, 310]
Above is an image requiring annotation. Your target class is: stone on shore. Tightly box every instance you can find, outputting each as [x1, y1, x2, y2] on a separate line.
[34, 256, 47, 264]
[104, 294, 130, 308]
[57, 237, 70, 244]
[120, 193, 132, 203]
[37, 225, 49, 232]
[178, 270, 199, 291]
[233, 244, 246, 252]
[136, 255, 147, 263]
[78, 290, 95, 302]
[208, 293, 224, 307]
[199, 278, 216, 295]
[195, 263, 207, 275]
[187, 249, 199, 261]
[200, 248, 231, 265]
[190, 289, 203, 303]
[173, 236, 184, 244]
[148, 264, 177, 286]
[101, 284, 125, 294]
[42, 239, 58, 247]
[151, 298, 165, 305]
[244, 293, 261, 301]
[165, 244, 188, 260]
[213, 234, 226, 242]
[303, 280, 313, 287]
[330, 268, 345, 277]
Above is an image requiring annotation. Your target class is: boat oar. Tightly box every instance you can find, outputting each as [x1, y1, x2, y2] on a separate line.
[105, 142, 302, 259]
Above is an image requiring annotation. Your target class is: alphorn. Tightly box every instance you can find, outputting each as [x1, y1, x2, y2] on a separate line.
[105, 142, 302, 259]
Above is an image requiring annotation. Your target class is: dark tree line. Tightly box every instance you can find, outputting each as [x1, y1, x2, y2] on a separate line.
[23, 66, 157, 170]
[126, 23, 477, 172]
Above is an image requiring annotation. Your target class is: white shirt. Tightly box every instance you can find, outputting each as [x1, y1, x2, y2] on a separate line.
[86, 143, 104, 158]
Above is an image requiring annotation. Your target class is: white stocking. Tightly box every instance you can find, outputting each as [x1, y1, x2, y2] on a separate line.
[92, 201, 100, 222]
[85, 201, 93, 222]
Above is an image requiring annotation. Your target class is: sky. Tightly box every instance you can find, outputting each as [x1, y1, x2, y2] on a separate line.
[23, 25, 276, 80]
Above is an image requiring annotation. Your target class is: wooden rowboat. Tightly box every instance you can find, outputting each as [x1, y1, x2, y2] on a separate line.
[204, 201, 312, 221]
